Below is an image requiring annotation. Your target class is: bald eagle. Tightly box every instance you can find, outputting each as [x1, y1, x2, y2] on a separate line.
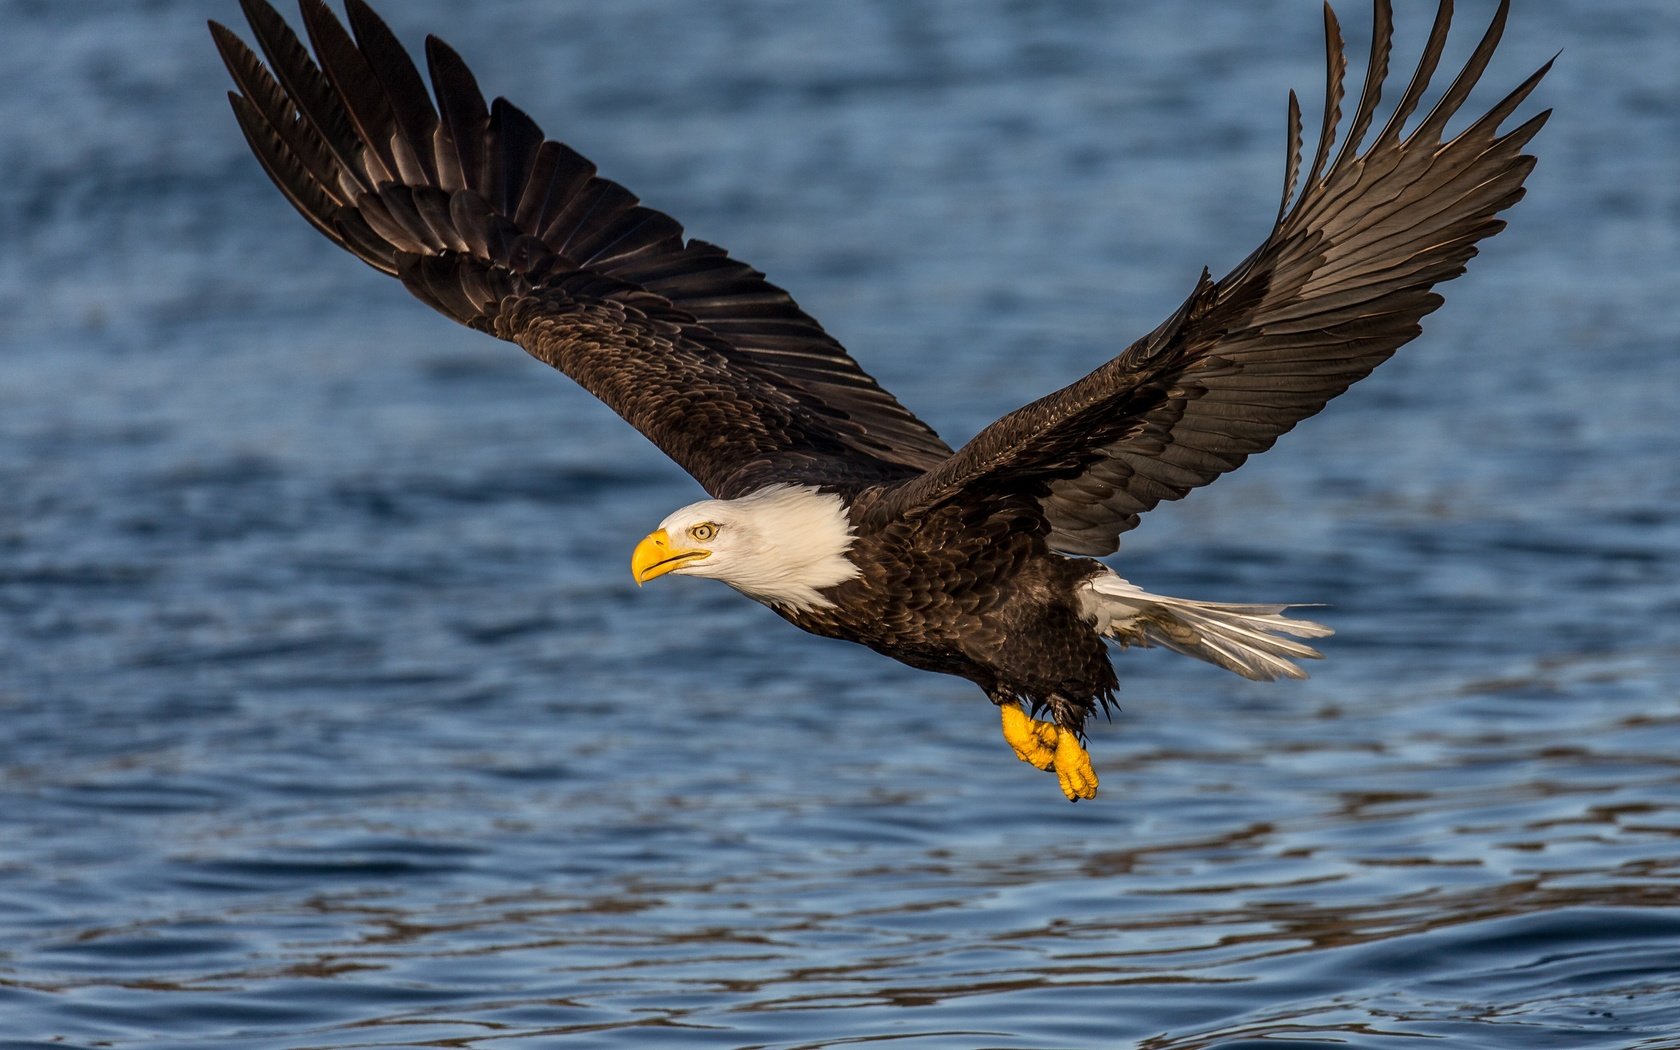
[212, 0, 1548, 800]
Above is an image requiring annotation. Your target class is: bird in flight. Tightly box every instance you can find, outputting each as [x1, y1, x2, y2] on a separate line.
[212, 0, 1548, 800]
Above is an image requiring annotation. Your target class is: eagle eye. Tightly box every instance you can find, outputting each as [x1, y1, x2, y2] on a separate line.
[689, 523, 718, 542]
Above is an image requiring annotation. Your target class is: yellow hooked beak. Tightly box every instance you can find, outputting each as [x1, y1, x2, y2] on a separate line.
[631, 528, 711, 585]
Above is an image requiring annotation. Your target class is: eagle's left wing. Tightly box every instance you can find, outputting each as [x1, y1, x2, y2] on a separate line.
[873, 0, 1550, 554]
[212, 0, 954, 500]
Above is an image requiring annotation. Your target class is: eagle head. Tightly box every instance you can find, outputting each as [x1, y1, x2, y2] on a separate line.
[630, 484, 860, 612]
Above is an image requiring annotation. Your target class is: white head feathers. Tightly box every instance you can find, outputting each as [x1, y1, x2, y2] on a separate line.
[649, 484, 860, 612]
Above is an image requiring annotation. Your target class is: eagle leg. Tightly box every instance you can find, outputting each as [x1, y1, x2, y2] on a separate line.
[1000, 704, 1058, 770]
[1052, 728, 1099, 802]
[999, 704, 1099, 800]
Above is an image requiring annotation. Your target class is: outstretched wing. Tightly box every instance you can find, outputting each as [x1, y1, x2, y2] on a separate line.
[211, 0, 952, 498]
[874, 0, 1550, 554]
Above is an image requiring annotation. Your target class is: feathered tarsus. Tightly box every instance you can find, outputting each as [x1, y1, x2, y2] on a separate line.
[213, 0, 1548, 800]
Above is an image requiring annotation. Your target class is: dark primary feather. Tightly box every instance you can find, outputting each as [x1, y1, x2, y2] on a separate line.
[873, 0, 1550, 556]
[212, 0, 952, 498]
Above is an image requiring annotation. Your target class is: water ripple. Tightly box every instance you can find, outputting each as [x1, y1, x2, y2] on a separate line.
[4, 0, 1680, 1046]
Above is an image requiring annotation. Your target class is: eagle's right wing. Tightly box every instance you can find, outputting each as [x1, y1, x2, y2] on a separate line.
[875, 0, 1550, 554]
[212, 0, 954, 499]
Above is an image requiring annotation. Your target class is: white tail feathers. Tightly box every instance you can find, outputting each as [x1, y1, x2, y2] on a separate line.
[1079, 570, 1332, 681]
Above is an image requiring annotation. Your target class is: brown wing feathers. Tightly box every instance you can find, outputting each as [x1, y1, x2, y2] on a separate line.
[878, 0, 1549, 556]
[218, 1, 1545, 540]
[212, 0, 952, 496]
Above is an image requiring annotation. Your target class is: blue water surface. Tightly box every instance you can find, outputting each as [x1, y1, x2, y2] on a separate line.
[2, 0, 1679, 1047]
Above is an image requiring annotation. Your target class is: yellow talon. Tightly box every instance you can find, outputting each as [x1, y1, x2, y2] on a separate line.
[1052, 727, 1099, 802]
[1000, 704, 1058, 770]
[1001, 706, 1098, 800]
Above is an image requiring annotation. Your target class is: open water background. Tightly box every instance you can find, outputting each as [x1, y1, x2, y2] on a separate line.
[2, 0, 1679, 1046]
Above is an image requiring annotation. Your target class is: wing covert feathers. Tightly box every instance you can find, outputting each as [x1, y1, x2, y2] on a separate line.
[219, 1, 1548, 543]
[877, 0, 1549, 556]
[213, 0, 952, 497]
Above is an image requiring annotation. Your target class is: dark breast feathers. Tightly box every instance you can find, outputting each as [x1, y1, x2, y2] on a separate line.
[785, 495, 1119, 723]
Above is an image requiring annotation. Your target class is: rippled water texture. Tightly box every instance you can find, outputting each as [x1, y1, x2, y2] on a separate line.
[3, 0, 1679, 1046]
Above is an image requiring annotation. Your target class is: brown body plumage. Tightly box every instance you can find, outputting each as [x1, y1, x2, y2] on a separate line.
[213, 0, 1549, 798]
[799, 496, 1119, 728]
